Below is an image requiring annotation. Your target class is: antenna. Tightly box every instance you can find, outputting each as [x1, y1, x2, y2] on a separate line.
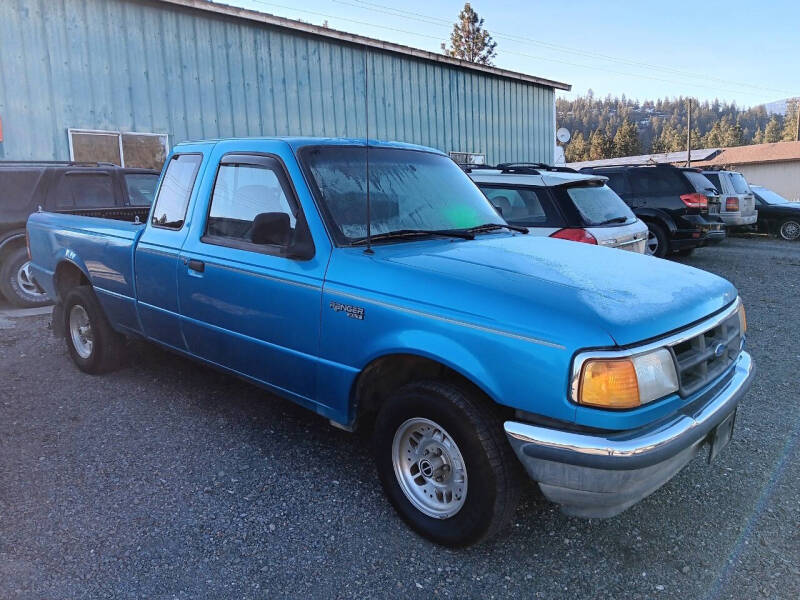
[363, 45, 374, 255]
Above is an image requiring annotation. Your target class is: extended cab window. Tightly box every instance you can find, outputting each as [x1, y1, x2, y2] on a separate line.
[151, 154, 202, 228]
[60, 173, 114, 208]
[205, 161, 296, 247]
[478, 186, 561, 226]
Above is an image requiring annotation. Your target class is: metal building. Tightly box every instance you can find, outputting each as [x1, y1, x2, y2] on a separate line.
[0, 0, 570, 168]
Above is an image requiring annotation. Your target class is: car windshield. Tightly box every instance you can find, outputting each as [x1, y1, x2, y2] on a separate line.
[566, 183, 636, 226]
[125, 173, 159, 206]
[730, 173, 751, 195]
[301, 146, 505, 244]
[754, 188, 790, 205]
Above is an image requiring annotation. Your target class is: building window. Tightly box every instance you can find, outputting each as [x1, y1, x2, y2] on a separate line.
[449, 151, 486, 166]
[68, 129, 169, 170]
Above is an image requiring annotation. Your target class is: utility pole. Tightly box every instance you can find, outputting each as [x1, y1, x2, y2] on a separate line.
[686, 98, 692, 167]
[795, 99, 800, 142]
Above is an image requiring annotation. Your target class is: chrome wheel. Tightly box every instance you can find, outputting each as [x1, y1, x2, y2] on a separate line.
[17, 261, 46, 298]
[780, 220, 800, 241]
[392, 418, 468, 519]
[646, 230, 659, 255]
[69, 304, 93, 359]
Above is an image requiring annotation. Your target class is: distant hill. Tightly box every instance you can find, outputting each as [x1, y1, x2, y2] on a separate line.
[763, 97, 800, 116]
[558, 92, 799, 162]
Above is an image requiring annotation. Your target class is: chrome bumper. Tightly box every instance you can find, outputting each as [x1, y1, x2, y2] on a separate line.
[504, 351, 754, 518]
[720, 214, 757, 226]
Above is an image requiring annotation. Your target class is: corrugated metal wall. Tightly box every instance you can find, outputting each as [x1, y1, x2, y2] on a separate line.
[0, 0, 555, 165]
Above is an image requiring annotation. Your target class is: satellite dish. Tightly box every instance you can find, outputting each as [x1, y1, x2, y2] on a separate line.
[557, 127, 571, 144]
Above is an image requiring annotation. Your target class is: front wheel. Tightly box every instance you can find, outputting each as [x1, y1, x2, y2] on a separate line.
[779, 218, 800, 241]
[0, 246, 51, 307]
[373, 381, 521, 547]
[645, 222, 669, 258]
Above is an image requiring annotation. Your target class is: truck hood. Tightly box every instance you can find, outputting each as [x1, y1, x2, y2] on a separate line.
[335, 234, 737, 347]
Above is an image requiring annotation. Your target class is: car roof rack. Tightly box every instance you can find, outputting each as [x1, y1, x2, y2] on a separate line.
[495, 162, 578, 174]
[457, 163, 501, 173]
[0, 160, 121, 167]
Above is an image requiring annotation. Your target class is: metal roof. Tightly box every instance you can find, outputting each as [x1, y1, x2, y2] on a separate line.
[568, 148, 722, 170]
[158, 0, 571, 91]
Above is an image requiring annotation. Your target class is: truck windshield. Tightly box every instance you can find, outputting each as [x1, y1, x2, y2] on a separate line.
[566, 184, 636, 226]
[300, 146, 505, 245]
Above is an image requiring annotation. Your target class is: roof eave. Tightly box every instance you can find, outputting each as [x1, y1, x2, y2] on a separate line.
[155, 0, 571, 91]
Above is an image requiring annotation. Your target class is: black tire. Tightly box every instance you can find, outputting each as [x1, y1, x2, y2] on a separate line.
[778, 218, 800, 241]
[373, 380, 521, 547]
[674, 247, 694, 257]
[0, 246, 51, 308]
[62, 285, 126, 374]
[645, 222, 669, 258]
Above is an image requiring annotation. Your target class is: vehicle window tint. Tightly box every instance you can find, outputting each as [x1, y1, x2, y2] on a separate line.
[566, 184, 635, 226]
[125, 173, 159, 206]
[730, 173, 751, 194]
[601, 172, 631, 196]
[0, 169, 45, 210]
[684, 172, 718, 194]
[151, 154, 202, 229]
[63, 173, 114, 208]
[206, 163, 296, 246]
[630, 169, 688, 195]
[703, 173, 722, 193]
[478, 186, 560, 226]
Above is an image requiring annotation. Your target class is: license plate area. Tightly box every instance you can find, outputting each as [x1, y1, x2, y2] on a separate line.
[708, 409, 736, 463]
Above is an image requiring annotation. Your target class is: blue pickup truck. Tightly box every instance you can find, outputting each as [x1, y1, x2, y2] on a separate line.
[27, 138, 754, 546]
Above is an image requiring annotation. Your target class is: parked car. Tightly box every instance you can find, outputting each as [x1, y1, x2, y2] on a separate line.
[750, 185, 800, 240]
[27, 138, 754, 547]
[699, 169, 757, 227]
[466, 163, 648, 253]
[579, 164, 726, 258]
[0, 161, 158, 307]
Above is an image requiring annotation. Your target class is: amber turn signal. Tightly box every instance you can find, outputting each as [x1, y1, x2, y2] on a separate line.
[579, 359, 640, 409]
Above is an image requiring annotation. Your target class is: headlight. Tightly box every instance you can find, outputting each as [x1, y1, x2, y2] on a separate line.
[575, 348, 679, 409]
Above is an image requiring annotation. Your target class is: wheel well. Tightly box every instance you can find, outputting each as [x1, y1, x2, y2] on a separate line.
[352, 353, 507, 426]
[0, 235, 26, 262]
[54, 261, 90, 301]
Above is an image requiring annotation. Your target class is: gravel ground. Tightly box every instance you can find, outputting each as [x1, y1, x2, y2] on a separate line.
[1, 237, 798, 599]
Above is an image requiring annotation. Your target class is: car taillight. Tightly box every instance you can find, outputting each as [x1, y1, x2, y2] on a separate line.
[550, 228, 598, 245]
[680, 193, 708, 210]
[726, 197, 739, 211]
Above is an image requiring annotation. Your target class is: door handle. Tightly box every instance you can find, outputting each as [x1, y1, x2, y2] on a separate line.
[187, 259, 205, 273]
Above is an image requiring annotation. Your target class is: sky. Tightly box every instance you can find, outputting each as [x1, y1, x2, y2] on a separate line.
[225, 0, 800, 108]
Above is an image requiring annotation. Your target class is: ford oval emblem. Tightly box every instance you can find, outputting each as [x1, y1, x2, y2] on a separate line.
[713, 343, 726, 358]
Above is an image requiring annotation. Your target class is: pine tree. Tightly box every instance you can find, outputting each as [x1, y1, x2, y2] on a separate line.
[612, 120, 641, 157]
[565, 131, 588, 162]
[781, 100, 799, 142]
[441, 3, 497, 65]
[764, 116, 783, 143]
[752, 127, 764, 145]
[588, 129, 612, 160]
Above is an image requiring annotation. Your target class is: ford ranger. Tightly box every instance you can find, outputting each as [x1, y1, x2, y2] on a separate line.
[26, 138, 754, 547]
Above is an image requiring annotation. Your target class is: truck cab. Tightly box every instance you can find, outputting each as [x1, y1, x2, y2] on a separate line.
[27, 138, 754, 546]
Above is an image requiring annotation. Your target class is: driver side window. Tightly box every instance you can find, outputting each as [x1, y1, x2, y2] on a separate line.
[205, 162, 296, 248]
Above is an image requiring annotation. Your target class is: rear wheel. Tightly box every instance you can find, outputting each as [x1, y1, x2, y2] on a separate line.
[63, 286, 126, 374]
[778, 218, 800, 241]
[645, 222, 669, 258]
[373, 380, 521, 547]
[0, 246, 50, 307]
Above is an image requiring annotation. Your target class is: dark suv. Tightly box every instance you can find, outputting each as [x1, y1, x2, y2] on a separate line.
[0, 162, 158, 306]
[579, 164, 725, 257]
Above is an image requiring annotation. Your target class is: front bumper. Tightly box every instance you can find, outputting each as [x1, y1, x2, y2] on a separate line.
[504, 351, 754, 518]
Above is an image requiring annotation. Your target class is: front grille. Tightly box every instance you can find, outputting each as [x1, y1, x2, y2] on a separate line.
[671, 310, 742, 396]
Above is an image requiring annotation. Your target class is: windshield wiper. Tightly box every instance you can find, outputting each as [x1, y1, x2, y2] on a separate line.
[461, 223, 529, 235]
[350, 228, 475, 246]
[594, 216, 628, 225]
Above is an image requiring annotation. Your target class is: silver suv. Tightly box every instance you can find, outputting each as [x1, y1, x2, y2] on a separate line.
[467, 163, 648, 253]
[701, 170, 757, 226]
